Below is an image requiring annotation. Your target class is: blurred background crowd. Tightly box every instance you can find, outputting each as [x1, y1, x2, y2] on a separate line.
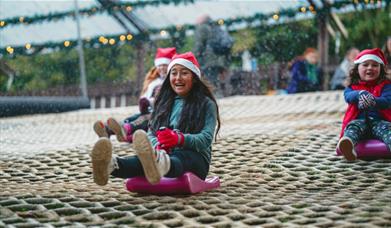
[0, 0, 390, 112]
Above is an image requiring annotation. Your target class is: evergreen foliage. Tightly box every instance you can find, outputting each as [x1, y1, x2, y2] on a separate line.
[1, 7, 389, 93]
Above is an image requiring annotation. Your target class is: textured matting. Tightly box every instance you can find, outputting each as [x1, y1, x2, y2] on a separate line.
[1, 91, 390, 227]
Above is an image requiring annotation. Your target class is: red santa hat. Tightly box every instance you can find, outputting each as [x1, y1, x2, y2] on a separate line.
[154, 47, 176, 67]
[167, 52, 201, 78]
[354, 48, 387, 65]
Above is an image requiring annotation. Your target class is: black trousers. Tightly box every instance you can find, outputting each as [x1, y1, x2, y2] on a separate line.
[123, 113, 150, 134]
[344, 118, 391, 151]
[111, 149, 210, 180]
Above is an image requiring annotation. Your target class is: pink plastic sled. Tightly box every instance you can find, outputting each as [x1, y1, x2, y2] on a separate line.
[336, 139, 391, 159]
[125, 172, 220, 195]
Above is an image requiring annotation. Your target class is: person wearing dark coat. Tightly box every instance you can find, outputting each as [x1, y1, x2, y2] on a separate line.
[193, 14, 231, 93]
[287, 48, 323, 94]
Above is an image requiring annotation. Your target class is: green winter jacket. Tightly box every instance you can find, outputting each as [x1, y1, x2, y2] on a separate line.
[147, 96, 217, 164]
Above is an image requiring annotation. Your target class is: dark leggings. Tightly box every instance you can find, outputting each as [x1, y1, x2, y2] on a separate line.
[123, 113, 150, 134]
[344, 118, 391, 151]
[111, 149, 210, 180]
[130, 120, 149, 133]
[123, 113, 141, 124]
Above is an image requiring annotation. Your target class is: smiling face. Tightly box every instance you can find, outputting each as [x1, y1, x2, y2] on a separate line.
[169, 64, 194, 97]
[156, 64, 168, 78]
[358, 60, 381, 82]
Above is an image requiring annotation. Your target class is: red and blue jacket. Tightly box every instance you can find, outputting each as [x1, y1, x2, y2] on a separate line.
[340, 79, 391, 137]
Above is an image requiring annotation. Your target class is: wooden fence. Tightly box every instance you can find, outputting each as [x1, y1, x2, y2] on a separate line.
[1, 62, 337, 109]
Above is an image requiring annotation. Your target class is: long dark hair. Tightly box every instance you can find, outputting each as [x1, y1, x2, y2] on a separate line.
[149, 71, 221, 140]
[346, 64, 388, 86]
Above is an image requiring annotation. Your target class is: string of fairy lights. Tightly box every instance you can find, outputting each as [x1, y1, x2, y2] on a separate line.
[0, 0, 195, 29]
[1, 0, 389, 56]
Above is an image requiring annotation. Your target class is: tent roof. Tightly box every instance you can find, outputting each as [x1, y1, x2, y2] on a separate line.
[0, 0, 307, 49]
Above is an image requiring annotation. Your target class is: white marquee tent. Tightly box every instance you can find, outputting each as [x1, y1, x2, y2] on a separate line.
[1, 0, 312, 49]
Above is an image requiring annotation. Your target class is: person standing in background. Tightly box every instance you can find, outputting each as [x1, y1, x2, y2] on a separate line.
[193, 14, 232, 96]
[287, 48, 323, 94]
[330, 47, 360, 90]
[382, 36, 391, 74]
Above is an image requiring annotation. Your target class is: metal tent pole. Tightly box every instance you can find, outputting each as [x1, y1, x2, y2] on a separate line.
[74, 0, 88, 98]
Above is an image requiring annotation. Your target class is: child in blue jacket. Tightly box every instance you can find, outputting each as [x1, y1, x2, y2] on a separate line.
[338, 48, 391, 161]
[90, 52, 221, 185]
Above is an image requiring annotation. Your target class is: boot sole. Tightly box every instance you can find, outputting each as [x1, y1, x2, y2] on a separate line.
[107, 118, 126, 142]
[91, 138, 112, 185]
[133, 130, 161, 184]
[93, 121, 108, 138]
[339, 138, 356, 161]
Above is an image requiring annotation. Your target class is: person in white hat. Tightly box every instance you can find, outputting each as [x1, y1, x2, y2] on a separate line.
[93, 47, 176, 143]
[337, 48, 391, 161]
[90, 52, 221, 185]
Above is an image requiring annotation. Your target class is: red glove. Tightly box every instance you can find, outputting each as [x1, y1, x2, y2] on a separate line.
[156, 128, 184, 150]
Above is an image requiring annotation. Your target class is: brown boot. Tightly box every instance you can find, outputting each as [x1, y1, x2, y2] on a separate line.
[133, 130, 170, 184]
[107, 118, 129, 142]
[93, 120, 109, 138]
[337, 137, 357, 161]
[90, 138, 117, 185]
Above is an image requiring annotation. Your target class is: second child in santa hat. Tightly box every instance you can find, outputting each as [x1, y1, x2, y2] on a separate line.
[337, 48, 391, 161]
[90, 52, 222, 186]
[94, 47, 176, 143]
